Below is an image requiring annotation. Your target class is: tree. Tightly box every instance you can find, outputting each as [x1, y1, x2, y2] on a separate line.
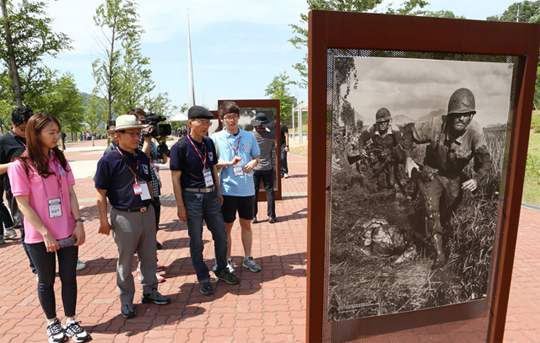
[116, 35, 155, 113]
[92, 0, 141, 121]
[0, 98, 15, 134]
[26, 73, 85, 150]
[143, 91, 177, 117]
[487, 1, 540, 22]
[0, 0, 72, 106]
[289, 0, 464, 87]
[265, 72, 297, 126]
[487, 1, 540, 108]
[85, 94, 107, 147]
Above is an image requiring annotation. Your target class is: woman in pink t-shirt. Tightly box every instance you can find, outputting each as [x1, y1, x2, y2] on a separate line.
[7, 113, 91, 343]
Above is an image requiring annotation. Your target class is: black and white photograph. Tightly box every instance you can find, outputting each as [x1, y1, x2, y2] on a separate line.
[327, 56, 514, 322]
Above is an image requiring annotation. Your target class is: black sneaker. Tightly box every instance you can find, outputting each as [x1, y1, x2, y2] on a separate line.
[121, 303, 136, 319]
[269, 217, 277, 224]
[215, 268, 239, 285]
[141, 288, 171, 305]
[64, 320, 92, 342]
[199, 282, 214, 295]
[251, 217, 257, 224]
[47, 319, 66, 343]
[156, 240, 163, 250]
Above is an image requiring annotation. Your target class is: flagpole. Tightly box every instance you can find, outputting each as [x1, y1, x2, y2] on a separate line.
[187, 8, 195, 108]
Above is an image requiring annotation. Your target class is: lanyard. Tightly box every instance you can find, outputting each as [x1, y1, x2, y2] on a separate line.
[41, 154, 63, 199]
[115, 147, 140, 183]
[226, 135, 241, 156]
[186, 134, 207, 169]
[9, 131, 27, 148]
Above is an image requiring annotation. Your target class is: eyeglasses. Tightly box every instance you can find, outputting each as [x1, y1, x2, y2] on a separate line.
[120, 131, 141, 138]
[16, 124, 27, 132]
[223, 115, 239, 120]
[378, 120, 390, 124]
[194, 120, 212, 126]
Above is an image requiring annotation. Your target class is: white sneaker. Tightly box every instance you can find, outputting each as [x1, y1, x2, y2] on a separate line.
[226, 259, 236, 275]
[46, 319, 66, 343]
[63, 320, 91, 342]
[4, 228, 17, 240]
[76, 259, 87, 271]
[283, 173, 289, 179]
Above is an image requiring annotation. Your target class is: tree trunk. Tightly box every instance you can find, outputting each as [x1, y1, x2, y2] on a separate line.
[0, 0, 22, 107]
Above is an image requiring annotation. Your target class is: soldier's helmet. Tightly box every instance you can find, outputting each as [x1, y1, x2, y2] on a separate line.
[375, 108, 392, 123]
[447, 88, 476, 116]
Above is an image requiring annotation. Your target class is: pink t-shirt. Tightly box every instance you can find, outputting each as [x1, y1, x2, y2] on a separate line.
[7, 157, 76, 244]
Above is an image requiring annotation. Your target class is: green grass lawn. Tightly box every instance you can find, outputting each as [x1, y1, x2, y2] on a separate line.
[523, 128, 540, 206]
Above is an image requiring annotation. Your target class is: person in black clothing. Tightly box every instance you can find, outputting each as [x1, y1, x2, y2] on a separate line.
[280, 123, 290, 178]
[0, 107, 36, 273]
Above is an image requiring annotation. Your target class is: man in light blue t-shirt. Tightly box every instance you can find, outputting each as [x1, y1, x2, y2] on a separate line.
[211, 101, 261, 274]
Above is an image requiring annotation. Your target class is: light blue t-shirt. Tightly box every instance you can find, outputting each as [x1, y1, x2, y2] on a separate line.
[211, 128, 261, 197]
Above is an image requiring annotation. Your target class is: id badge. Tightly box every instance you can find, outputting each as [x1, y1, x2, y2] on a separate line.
[133, 183, 142, 195]
[139, 181, 152, 200]
[203, 168, 214, 187]
[48, 198, 62, 218]
[233, 163, 244, 177]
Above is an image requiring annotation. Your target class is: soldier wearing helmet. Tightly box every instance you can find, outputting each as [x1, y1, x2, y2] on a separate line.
[358, 107, 401, 155]
[355, 107, 402, 189]
[402, 88, 492, 269]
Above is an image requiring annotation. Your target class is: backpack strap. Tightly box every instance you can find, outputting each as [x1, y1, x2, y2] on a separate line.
[179, 136, 187, 167]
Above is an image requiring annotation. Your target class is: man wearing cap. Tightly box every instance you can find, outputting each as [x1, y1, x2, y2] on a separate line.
[170, 105, 239, 296]
[251, 113, 277, 224]
[95, 115, 170, 319]
[402, 88, 492, 269]
[211, 101, 262, 275]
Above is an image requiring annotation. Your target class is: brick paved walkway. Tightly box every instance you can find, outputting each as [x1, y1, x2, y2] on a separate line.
[0, 139, 537, 342]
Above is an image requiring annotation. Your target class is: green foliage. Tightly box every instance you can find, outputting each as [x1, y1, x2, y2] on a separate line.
[26, 72, 85, 129]
[85, 94, 107, 146]
[143, 91, 177, 117]
[487, 2, 540, 108]
[92, 0, 142, 120]
[265, 72, 297, 126]
[0, 0, 72, 105]
[116, 34, 154, 113]
[0, 98, 16, 133]
[289, 0, 455, 87]
[486, 1, 540, 22]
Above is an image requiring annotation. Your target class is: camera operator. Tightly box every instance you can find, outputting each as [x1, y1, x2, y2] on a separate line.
[128, 109, 168, 255]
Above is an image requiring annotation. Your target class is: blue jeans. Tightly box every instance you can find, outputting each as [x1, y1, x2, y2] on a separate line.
[281, 146, 288, 175]
[182, 189, 228, 283]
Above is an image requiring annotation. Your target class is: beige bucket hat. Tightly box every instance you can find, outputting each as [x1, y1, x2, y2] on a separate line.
[107, 115, 148, 134]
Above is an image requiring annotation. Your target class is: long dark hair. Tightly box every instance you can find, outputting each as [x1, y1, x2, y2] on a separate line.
[19, 113, 69, 178]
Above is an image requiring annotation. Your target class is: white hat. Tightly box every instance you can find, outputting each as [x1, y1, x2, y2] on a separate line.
[107, 115, 148, 134]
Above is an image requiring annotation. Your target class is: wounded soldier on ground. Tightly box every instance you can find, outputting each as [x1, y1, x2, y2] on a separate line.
[402, 88, 492, 269]
[354, 107, 402, 189]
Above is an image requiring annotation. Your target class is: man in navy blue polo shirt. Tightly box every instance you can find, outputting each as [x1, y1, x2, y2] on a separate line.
[95, 115, 170, 319]
[170, 105, 239, 296]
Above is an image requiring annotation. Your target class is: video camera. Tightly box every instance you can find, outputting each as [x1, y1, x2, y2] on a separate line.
[140, 113, 172, 138]
[141, 112, 172, 157]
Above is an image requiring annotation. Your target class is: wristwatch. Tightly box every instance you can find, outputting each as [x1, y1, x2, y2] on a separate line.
[286, 145, 289, 147]
[75, 218, 84, 223]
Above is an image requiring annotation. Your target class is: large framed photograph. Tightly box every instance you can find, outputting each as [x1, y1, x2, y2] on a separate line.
[307, 10, 540, 343]
[328, 56, 513, 322]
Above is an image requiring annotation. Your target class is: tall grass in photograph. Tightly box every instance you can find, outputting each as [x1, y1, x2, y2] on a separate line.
[327, 126, 505, 321]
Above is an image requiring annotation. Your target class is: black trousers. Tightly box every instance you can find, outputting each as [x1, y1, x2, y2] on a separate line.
[27, 243, 78, 319]
[253, 169, 276, 220]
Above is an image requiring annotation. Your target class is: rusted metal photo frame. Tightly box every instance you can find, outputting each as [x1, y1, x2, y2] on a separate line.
[217, 99, 282, 201]
[307, 10, 539, 343]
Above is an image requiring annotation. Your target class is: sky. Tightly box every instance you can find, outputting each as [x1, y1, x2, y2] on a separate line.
[339, 57, 514, 128]
[33, 0, 518, 115]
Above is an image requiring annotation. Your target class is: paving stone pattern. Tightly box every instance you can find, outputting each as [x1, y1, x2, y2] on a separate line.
[0, 139, 537, 342]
